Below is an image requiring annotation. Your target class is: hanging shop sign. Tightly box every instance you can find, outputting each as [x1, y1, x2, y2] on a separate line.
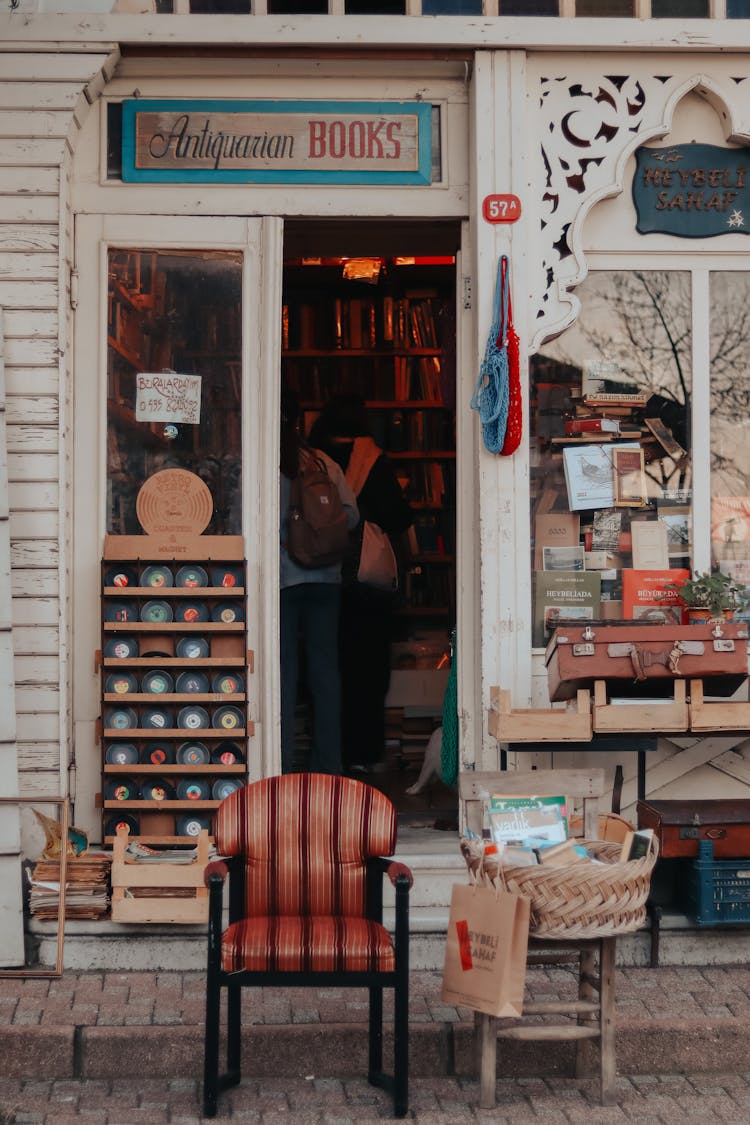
[633, 143, 750, 238]
[122, 99, 432, 185]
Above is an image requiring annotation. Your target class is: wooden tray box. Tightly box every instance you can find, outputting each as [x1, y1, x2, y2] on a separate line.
[637, 799, 750, 859]
[546, 622, 748, 702]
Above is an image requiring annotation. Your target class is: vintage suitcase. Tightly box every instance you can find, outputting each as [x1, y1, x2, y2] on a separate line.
[545, 621, 748, 702]
[637, 799, 750, 860]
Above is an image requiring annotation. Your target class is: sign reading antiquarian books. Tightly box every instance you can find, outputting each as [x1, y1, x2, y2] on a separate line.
[122, 99, 432, 185]
[633, 143, 750, 238]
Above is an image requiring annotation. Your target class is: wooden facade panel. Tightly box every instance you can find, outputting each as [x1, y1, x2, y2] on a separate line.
[0, 54, 107, 82]
[6, 395, 59, 425]
[12, 598, 58, 629]
[7, 452, 58, 481]
[0, 82, 84, 111]
[0, 170, 59, 196]
[0, 197, 61, 224]
[3, 339, 58, 365]
[0, 137, 67, 165]
[9, 509, 59, 539]
[3, 310, 58, 338]
[10, 540, 59, 569]
[17, 770, 62, 798]
[6, 369, 59, 395]
[17, 739, 59, 772]
[14, 654, 59, 684]
[6, 425, 58, 454]
[11, 569, 60, 597]
[0, 110, 75, 139]
[0, 253, 58, 281]
[16, 711, 59, 741]
[8, 481, 59, 512]
[0, 280, 57, 306]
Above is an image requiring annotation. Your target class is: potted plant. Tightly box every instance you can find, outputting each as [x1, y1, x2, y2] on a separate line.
[665, 570, 747, 623]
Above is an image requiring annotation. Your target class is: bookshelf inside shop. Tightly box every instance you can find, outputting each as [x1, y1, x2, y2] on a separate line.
[281, 258, 456, 771]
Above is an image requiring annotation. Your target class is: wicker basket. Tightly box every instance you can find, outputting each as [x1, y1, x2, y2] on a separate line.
[479, 838, 659, 939]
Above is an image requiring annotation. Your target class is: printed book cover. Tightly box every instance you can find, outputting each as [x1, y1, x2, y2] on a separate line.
[488, 794, 568, 846]
[621, 568, 690, 624]
[563, 442, 640, 510]
[534, 511, 581, 571]
[533, 570, 601, 647]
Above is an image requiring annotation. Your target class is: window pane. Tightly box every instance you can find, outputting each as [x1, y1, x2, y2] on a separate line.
[576, 0, 633, 14]
[728, 0, 750, 15]
[190, 0, 249, 9]
[710, 272, 750, 598]
[346, 0, 405, 10]
[107, 249, 243, 535]
[653, 0, 707, 14]
[529, 271, 692, 645]
[502, 0, 557, 12]
[268, 1, 327, 11]
[423, 0, 482, 11]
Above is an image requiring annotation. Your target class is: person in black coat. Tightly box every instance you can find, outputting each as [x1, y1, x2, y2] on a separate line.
[308, 394, 413, 773]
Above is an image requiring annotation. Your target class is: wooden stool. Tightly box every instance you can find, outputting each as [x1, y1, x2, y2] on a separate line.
[460, 769, 617, 1108]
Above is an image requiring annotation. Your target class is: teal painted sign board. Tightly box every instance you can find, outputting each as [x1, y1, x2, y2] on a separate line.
[122, 99, 432, 185]
[633, 143, 750, 238]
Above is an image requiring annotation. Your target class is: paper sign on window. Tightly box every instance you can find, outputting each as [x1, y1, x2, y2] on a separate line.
[136, 373, 202, 425]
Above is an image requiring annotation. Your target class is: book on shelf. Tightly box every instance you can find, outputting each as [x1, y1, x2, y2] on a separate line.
[612, 446, 647, 508]
[621, 568, 689, 624]
[630, 519, 669, 570]
[564, 417, 620, 435]
[533, 569, 601, 647]
[644, 417, 687, 461]
[583, 392, 650, 408]
[534, 512, 581, 570]
[562, 442, 640, 511]
[619, 828, 654, 862]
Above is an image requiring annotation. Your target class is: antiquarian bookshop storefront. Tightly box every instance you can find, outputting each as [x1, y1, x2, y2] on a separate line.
[4, 14, 750, 964]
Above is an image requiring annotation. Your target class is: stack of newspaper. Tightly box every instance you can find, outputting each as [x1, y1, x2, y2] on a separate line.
[28, 854, 111, 920]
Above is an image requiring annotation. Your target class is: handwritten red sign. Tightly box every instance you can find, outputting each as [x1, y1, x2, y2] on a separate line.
[482, 194, 522, 223]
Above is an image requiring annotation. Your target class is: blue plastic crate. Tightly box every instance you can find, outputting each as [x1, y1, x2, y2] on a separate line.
[684, 840, 750, 926]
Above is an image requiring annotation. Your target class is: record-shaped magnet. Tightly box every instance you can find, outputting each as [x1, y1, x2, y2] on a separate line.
[211, 777, 244, 801]
[211, 671, 244, 695]
[104, 637, 139, 659]
[140, 565, 174, 589]
[174, 600, 209, 624]
[141, 669, 174, 695]
[104, 602, 138, 623]
[176, 636, 209, 659]
[212, 705, 244, 731]
[176, 813, 211, 837]
[141, 706, 174, 730]
[210, 601, 245, 624]
[105, 706, 138, 731]
[176, 741, 210, 765]
[104, 565, 138, 589]
[210, 742, 244, 766]
[210, 565, 243, 589]
[177, 705, 209, 730]
[175, 565, 208, 588]
[104, 813, 139, 837]
[140, 779, 176, 802]
[105, 672, 138, 696]
[104, 778, 138, 802]
[140, 742, 174, 766]
[105, 743, 139, 765]
[176, 777, 211, 802]
[141, 599, 173, 624]
[175, 670, 210, 694]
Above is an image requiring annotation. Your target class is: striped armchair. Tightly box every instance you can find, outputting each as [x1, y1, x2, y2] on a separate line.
[202, 772, 412, 1118]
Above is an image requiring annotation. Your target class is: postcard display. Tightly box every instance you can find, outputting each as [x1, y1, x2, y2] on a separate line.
[98, 469, 252, 844]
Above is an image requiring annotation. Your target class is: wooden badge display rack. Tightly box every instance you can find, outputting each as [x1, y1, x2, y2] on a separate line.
[96, 469, 253, 871]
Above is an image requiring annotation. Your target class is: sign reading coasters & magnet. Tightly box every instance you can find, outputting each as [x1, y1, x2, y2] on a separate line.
[633, 143, 750, 238]
[121, 99, 432, 185]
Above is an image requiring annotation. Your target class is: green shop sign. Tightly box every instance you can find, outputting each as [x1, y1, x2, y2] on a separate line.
[633, 143, 750, 238]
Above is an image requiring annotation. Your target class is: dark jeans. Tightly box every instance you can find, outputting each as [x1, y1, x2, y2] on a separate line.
[280, 582, 342, 775]
[340, 584, 393, 768]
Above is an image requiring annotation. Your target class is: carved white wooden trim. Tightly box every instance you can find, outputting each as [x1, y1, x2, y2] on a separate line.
[529, 68, 750, 351]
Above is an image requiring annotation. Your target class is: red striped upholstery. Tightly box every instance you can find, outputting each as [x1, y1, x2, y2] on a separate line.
[221, 916, 396, 973]
[214, 774, 398, 972]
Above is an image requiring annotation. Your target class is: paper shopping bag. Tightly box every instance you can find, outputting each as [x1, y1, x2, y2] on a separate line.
[441, 881, 530, 1017]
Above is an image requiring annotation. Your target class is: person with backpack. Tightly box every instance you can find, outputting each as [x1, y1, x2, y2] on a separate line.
[308, 394, 413, 776]
[280, 388, 359, 775]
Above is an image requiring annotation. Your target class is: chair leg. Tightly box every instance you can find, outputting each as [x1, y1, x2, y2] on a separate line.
[394, 974, 409, 1117]
[599, 937, 617, 1106]
[575, 944, 597, 1080]
[477, 1011, 498, 1110]
[368, 986, 383, 1082]
[203, 970, 222, 1118]
[227, 982, 242, 1083]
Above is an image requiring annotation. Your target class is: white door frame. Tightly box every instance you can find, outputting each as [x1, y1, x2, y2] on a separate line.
[72, 213, 283, 841]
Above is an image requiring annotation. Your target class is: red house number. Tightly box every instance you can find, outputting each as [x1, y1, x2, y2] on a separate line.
[483, 194, 522, 223]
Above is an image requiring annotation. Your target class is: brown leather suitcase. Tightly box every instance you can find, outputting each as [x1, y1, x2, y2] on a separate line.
[545, 621, 748, 702]
[637, 799, 750, 859]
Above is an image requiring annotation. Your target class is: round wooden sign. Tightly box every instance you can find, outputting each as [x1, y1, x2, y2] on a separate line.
[136, 469, 213, 536]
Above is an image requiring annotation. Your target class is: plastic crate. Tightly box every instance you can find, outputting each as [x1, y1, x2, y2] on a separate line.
[684, 840, 750, 926]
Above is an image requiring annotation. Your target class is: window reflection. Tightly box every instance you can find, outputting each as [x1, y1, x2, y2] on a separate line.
[529, 271, 692, 644]
[710, 272, 750, 592]
[106, 249, 243, 535]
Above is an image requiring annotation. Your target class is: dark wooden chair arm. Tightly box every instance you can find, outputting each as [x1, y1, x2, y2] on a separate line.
[204, 860, 229, 887]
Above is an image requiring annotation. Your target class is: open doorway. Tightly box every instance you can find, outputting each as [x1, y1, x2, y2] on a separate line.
[281, 220, 459, 825]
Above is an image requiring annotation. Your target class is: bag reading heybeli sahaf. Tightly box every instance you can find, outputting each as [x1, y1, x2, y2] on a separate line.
[287, 453, 350, 569]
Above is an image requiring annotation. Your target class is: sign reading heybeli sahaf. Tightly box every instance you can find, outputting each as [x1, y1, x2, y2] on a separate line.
[136, 373, 202, 425]
[633, 143, 750, 238]
[122, 99, 432, 185]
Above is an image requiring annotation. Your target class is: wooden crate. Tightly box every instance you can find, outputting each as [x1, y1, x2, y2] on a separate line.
[592, 679, 688, 734]
[110, 827, 210, 924]
[488, 686, 592, 743]
[689, 679, 750, 732]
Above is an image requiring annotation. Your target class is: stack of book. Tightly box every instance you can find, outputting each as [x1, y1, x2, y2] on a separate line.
[28, 854, 111, 920]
